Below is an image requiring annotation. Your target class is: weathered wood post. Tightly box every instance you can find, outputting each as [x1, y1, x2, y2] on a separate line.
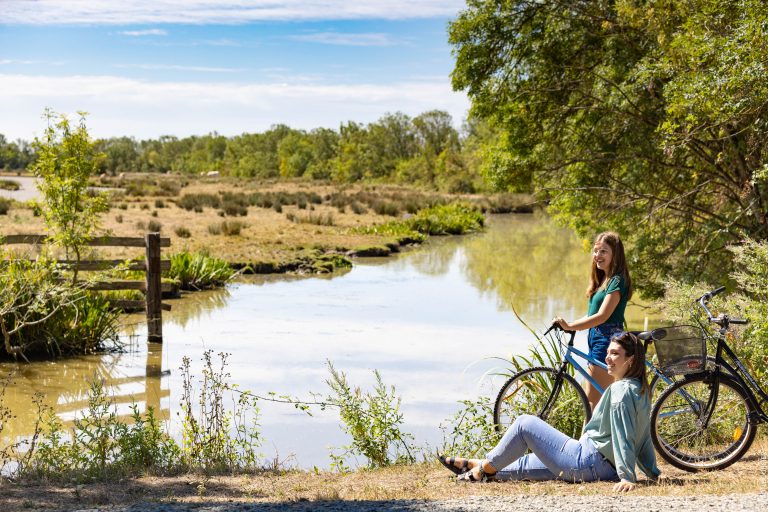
[145, 232, 163, 343]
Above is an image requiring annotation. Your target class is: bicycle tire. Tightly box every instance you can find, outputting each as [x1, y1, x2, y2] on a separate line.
[651, 373, 756, 472]
[493, 367, 591, 440]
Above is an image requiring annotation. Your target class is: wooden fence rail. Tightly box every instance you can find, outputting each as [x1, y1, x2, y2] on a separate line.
[2, 232, 171, 343]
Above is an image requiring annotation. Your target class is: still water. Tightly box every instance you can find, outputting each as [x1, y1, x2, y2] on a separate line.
[0, 214, 651, 468]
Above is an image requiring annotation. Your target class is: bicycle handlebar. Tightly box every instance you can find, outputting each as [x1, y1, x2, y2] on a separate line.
[696, 286, 748, 327]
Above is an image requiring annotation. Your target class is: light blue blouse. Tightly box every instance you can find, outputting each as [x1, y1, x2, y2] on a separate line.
[583, 378, 661, 483]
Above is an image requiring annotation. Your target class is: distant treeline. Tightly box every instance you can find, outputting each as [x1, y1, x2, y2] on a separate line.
[0, 110, 506, 193]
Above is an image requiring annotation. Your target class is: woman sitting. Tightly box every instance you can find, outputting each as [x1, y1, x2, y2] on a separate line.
[439, 332, 660, 492]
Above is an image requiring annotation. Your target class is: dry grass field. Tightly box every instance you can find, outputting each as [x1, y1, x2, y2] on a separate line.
[1, 439, 766, 510]
[0, 174, 528, 270]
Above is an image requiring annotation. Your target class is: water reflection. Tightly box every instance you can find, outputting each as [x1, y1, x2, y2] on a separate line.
[0, 213, 652, 468]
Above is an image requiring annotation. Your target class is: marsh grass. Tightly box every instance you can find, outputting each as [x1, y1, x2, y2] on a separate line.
[166, 250, 235, 290]
[0, 179, 20, 191]
[285, 211, 335, 226]
[0, 197, 11, 214]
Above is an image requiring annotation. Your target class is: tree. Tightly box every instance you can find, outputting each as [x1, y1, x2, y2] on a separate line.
[449, 0, 768, 295]
[32, 109, 108, 280]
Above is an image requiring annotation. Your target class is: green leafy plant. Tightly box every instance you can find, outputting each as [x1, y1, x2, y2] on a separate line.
[166, 251, 235, 290]
[324, 361, 414, 470]
[32, 109, 108, 282]
[179, 351, 262, 473]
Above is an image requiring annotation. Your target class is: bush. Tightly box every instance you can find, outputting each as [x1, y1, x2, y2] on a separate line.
[325, 361, 414, 470]
[147, 220, 162, 232]
[166, 251, 234, 290]
[178, 193, 221, 211]
[0, 260, 120, 358]
[0, 197, 11, 215]
[0, 179, 20, 191]
[174, 226, 191, 238]
[407, 202, 484, 235]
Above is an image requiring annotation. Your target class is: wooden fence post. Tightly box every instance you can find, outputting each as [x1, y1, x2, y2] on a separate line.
[145, 232, 163, 343]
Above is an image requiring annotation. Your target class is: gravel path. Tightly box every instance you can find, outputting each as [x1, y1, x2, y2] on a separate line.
[67, 493, 768, 512]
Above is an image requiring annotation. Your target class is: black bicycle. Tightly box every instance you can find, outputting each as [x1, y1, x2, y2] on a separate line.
[650, 286, 768, 471]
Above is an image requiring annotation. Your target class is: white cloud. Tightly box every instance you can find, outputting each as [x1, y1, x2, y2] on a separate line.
[290, 32, 394, 47]
[114, 63, 246, 73]
[0, 73, 469, 140]
[1, 1, 465, 25]
[118, 29, 168, 36]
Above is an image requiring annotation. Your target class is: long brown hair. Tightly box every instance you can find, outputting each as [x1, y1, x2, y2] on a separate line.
[586, 231, 633, 300]
[611, 332, 650, 396]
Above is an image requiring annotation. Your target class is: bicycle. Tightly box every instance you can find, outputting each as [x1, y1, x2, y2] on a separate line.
[650, 286, 767, 471]
[493, 323, 681, 439]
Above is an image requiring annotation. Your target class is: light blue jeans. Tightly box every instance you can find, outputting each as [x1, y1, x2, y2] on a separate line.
[487, 414, 618, 482]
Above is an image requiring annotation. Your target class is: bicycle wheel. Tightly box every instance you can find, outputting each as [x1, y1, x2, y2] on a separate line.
[648, 356, 728, 402]
[493, 367, 591, 440]
[651, 373, 756, 471]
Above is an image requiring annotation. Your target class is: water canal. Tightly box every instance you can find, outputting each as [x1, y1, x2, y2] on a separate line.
[0, 213, 652, 468]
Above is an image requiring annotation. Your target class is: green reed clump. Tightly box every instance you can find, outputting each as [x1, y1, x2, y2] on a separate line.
[21, 379, 179, 481]
[166, 250, 235, 290]
[0, 259, 120, 359]
[325, 361, 414, 471]
[0, 179, 20, 191]
[285, 211, 335, 226]
[371, 200, 401, 217]
[179, 351, 262, 473]
[174, 226, 192, 238]
[178, 193, 221, 211]
[0, 197, 11, 215]
[406, 202, 484, 235]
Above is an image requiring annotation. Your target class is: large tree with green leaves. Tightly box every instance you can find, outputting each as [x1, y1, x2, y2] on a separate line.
[450, 0, 768, 295]
[32, 109, 108, 279]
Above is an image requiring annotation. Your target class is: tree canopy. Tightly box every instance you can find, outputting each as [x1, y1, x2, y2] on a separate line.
[449, 0, 768, 295]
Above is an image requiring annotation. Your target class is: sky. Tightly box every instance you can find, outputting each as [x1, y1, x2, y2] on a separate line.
[0, 1, 471, 141]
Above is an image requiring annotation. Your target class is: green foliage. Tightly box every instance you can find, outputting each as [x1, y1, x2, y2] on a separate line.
[24, 379, 179, 481]
[166, 250, 235, 290]
[0, 259, 119, 359]
[439, 395, 500, 458]
[0, 179, 20, 191]
[324, 361, 414, 470]
[449, 0, 768, 295]
[179, 351, 262, 472]
[407, 203, 484, 235]
[0, 197, 10, 215]
[32, 110, 108, 274]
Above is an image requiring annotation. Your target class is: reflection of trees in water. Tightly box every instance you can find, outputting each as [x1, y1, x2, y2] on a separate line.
[382, 235, 466, 277]
[461, 214, 590, 325]
[1, 346, 167, 440]
[163, 287, 232, 329]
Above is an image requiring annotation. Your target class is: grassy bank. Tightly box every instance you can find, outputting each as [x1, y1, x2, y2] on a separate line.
[1, 448, 766, 511]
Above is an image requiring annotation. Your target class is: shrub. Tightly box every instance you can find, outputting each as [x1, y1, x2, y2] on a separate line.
[174, 226, 191, 238]
[147, 220, 162, 232]
[0, 197, 11, 215]
[207, 223, 221, 235]
[208, 220, 244, 236]
[0, 179, 20, 191]
[178, 193, 221, 211]
[325, 361, 414, 470]
[285, 212, 334, 226]
[166, 251, 234, 290]
[154, 199, 166, 208]
[115, 214, 123, 223]
[407, 202, 484, 235]
[371, 201, 400, 217]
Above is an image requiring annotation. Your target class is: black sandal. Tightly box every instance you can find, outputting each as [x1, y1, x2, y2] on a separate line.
[456, 464, 497, 483]
[436, 451, 469, 475]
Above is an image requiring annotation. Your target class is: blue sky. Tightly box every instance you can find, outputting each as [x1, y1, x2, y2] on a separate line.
[0, 1, 470, 141]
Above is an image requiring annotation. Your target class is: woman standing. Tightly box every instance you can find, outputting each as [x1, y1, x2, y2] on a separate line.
[439, 332, 660, 491]
[554, 231, 632, 409]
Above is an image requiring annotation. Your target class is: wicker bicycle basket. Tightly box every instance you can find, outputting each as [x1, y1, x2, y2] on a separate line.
[651, 325, 707, 376]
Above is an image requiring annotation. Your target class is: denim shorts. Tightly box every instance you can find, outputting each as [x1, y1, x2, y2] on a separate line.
[587, 323, 624, 363]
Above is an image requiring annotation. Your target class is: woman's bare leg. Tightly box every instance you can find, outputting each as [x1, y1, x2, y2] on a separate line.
[585, 364, 613, 410]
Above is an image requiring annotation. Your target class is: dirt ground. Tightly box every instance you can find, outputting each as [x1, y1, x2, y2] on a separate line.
[2, 445, 766, 511]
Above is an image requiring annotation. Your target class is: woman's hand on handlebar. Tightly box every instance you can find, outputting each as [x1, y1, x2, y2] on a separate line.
[552, 317, 571, 330]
